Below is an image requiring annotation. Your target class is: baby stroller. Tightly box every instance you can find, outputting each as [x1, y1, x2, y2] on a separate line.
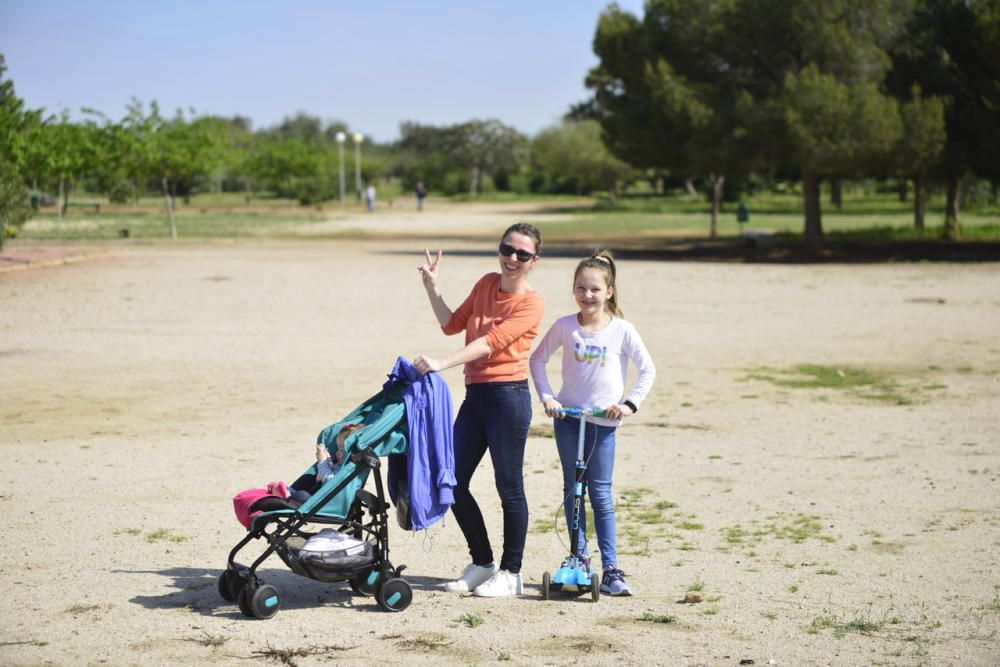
[219, 377, 413, 619]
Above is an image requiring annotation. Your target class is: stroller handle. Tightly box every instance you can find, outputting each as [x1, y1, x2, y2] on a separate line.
[552, 407, 607, 418]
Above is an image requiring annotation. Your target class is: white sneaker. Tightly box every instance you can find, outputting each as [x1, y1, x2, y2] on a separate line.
[444, 563, 497, 593]
[473, 569, 523, 597]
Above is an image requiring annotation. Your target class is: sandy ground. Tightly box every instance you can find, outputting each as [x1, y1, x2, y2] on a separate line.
[1, 206, 999, 666]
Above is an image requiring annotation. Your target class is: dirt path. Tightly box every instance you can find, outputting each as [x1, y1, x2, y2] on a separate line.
[1, 236, 998, 666]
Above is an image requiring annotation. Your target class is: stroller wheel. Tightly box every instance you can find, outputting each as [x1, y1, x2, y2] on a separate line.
[350, 567, 380, 597]
[237, 584, 255, 617]
[541, 571, 551, 601]
[250, 584, 281, 620]
[590, 572, 600, 603]
[218, 570, 235, 602]
[228, 571, 247, 602]
[376, 578, 412, 612]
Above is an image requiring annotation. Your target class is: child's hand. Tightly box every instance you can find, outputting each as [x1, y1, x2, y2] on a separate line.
[544, 398, 564, 418]
[604, 403, 634, 420]
[315, 443, 330, 461]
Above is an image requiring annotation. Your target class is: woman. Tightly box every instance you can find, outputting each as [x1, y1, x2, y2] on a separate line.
[414, 222, 544, 598]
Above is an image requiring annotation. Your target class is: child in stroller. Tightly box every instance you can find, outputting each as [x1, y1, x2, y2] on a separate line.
[219, 357, 454, 619]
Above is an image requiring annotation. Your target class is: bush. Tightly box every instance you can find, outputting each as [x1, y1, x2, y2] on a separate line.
[0, 161, 32, 250]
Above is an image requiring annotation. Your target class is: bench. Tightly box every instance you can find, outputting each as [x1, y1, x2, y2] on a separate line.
[63, 201, 101, 214]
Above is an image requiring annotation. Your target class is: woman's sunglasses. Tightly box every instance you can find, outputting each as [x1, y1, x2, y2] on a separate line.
[498, 242, 536, 262]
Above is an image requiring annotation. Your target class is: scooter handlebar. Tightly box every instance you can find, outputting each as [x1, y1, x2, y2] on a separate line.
[552, 407, 607, 418]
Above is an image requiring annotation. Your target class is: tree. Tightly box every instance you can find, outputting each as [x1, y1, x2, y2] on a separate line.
[586, 1, 759, 237]
[453, 119, 528, 196]
[781, 66, 902, 245]
[887, 0, 1000, 237]
[121, 101, 222, 238]
[717, 0, 910, 248]
[530, 119, 633, 197]
[893, 89, 946, 228]
[0, 54, 34, 246]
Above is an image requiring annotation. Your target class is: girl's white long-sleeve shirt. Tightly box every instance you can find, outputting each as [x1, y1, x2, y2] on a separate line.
[529, 314, 656, 427]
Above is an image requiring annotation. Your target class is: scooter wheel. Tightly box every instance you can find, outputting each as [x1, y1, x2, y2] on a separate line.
[541, 571, 551, 601]
[590, 572, 600, 603]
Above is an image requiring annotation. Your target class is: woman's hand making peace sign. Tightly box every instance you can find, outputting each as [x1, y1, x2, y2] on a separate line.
[418, 248, 442, 291]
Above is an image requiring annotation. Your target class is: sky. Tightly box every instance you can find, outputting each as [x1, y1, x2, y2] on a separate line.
[1, 0, 646, 144]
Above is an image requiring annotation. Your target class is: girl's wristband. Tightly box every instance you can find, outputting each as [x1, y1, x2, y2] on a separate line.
[623, 400, 638, 414]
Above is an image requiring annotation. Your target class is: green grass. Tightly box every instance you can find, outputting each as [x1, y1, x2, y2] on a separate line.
[145, 528, 188, 543]
[16, 189, 999, 243]
[745, 365, 914, 405]
[639, 612, 678, 624]
[808, 613, 883, 637]
[454, 613, 485, 628]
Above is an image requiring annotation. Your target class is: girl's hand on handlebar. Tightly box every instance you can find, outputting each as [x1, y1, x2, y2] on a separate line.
[543, 398, 564, 418]
[604, 403, 634, 420]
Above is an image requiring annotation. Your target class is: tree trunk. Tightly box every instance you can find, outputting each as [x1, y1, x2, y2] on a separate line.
[469, 165, 479, 197]
[830, 178, 843, 210]
[913, 177, 926, 230]
[684, 178, 697, 197]
[162, 177, 177, 240]
[944, 172, 961, 240]
[708, 174, 724, 240]
[131, 180, 138, 209]
[898, 180, 908, 202]
[58, 177, 65, 226]
[803, 168, 823, 250]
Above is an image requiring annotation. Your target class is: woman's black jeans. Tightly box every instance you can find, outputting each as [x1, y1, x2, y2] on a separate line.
[451, 380, 532, 574]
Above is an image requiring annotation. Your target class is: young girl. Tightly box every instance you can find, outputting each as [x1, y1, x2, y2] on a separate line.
[529, 251, 655, 596]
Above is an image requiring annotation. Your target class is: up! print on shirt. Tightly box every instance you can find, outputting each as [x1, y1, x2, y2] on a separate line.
[574, 343, 607, 367]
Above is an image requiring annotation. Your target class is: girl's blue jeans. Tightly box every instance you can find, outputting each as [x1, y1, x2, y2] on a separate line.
[553, 416, 619, 569]
[451, 380, 532, 574]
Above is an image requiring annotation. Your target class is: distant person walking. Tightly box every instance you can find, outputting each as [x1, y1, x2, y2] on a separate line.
[365, 183, 376, 212]
[415, 181, 428, 211]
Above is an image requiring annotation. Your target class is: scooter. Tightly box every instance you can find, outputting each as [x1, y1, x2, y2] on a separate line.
[541, 407, 605, 603]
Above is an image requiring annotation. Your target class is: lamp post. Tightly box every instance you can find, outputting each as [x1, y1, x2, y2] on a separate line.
[352, 133, 363, 200]
[335, 131, 346, 204]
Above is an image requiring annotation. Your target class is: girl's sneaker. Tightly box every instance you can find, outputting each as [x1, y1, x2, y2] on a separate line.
[444, 562, 496, 593]
[473, 569, 524, 597]
[600, 567, 632, 596]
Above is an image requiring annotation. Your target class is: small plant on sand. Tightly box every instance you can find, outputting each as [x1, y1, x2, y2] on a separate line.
[807, 613, 883, 637]
[640, 612, 678, 624]
[145, 528, 189, 543]
[688, 580, 705, 592]
[455, 613, 484, 628]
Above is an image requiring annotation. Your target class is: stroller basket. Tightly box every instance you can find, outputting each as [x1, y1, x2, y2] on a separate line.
[275, 533, 377, 583]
